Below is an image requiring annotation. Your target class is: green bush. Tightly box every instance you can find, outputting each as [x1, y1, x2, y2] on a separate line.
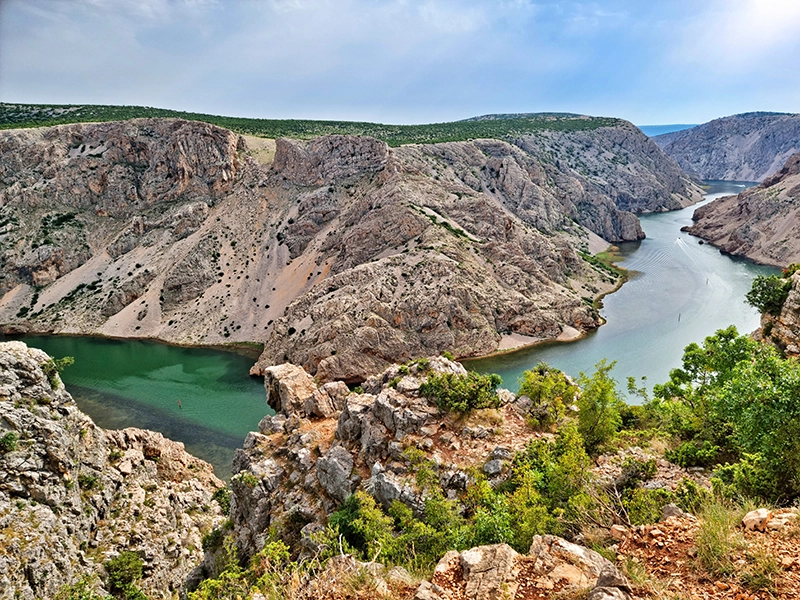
[746, 274, 791, 315]
[576, 360, 624, 454]
[104, 551, 144, 597]
[41, 356, 74, 389]
[665, 440, 720, 468]
[212, 487, 231, 515]
[0, 431, 18, 453]
[418, 371, 502, 413]
[518, 363, 578, 431]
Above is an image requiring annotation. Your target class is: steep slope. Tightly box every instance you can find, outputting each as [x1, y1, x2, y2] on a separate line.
[0, 341, 225, 598]
[0, 118, 699, 382]
[654, 112, 800, 181]
[685, 151, 800, 266]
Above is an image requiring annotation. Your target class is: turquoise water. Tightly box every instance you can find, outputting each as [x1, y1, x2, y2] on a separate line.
[5, 335, 269, 479]
[467, 181, 779, 396]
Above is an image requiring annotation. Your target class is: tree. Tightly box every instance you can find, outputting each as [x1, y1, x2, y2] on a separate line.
[746, 274, 791, 316]
[576, 360, 624, 454]
[518, 363, 579, 431]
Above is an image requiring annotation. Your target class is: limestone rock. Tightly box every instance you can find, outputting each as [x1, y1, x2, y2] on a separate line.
[0, 118, 698, 383]
[655, 112, 800, 181]
[264, 363, 318, 416]
[0, 342, 225, 599]
[315, 446, 357, 502]
[742, 508, 773, 532]
[686, 152, 800, 267]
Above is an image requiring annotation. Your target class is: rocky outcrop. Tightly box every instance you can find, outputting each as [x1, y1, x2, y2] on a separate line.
[0, 341, 225, 599]
[654, 112, 800, 182]
[414, 538, 631, 600]
[758, 271, 800, 357]
[0, 118, 698, 383]
[685, 151, 800, 266]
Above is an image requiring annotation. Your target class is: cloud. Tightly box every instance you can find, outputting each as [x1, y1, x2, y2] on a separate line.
[674, 0, 800, 72]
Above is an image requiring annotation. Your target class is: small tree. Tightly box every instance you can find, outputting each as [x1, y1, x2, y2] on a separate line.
[576, 360, 624, 454]
[518, 363, 578, 430]
[746, 274, 791, 316]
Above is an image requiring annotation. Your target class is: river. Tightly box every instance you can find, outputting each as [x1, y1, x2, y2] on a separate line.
[467, 181, 779, 395]
[4, 335, 268, 479]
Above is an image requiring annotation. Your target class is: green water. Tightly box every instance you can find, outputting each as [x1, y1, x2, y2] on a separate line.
[467, 181, 780, 396]
[6, 335, 269, 479]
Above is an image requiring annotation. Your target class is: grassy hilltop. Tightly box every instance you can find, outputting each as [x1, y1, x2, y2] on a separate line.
[0, 102, 621, 146]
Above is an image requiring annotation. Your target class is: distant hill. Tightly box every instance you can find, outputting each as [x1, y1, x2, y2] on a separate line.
[637, 124, 697, 137]
[653, 112, 800, 181]
[0, 102, 620, 147]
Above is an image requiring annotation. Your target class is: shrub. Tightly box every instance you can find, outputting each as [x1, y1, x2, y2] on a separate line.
[0, 431, 19, 453]
[418, 371, 502, 413]
[665, 440, 720, 468]
[746, 274, 791, 315]
[212, 487, 231, 515]
[41, 356, 74, 389]
[518, 363, 578, 431]
[104, 551, 144, 597]
[576, 360, 624, 454]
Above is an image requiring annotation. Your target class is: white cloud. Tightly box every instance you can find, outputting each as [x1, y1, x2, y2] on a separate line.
[675, 0, 800, 71]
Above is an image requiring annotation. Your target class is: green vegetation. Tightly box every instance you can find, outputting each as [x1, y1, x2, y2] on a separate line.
[0, 102, 622, 147]
[746, 273, 792, 315]
[41, 355, 75, 389]
[576, 359, 625, 455]
[104, 551, 146, 599]
[0, 431, 19, 453]
[418, 371, 502, 413]
[517, 362, 578, 431]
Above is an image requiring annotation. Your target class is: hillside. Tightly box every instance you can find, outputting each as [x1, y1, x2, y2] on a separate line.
[0, 102, 621, 148]
[686, 151, 800, 266]
[653, 112, 800, 181]
[0, 117, 700, 382]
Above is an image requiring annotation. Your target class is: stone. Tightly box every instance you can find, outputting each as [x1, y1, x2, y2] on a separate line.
[459, 544, 521, 600]
[661, 503, 687, 520]
[264, 363, 318, 416]
[609, 525, 628, 541]
[483, 459, 504, 477]
[315, 446, 356, 503]
[587, 587, 629, 600]
[742, 508, 773, 532]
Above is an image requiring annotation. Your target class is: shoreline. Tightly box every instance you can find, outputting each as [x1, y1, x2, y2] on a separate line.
[0, 328, 266, 363]
[463, 246, 630, 363]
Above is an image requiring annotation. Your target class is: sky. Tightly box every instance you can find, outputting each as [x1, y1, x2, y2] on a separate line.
[1, 0, 799, 126]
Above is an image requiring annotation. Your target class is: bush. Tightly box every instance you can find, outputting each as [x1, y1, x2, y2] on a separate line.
[665, 440, 720, 468]
[0, 431, 18, 453]
[746, 274, 791, 315]
[212, 487, 231, 515]
[104, 551, 144, 597]
[576, 360, 624, 454]
[695, 498, 745, 577]
[518, 363, 578, 431]
[41, 356, 74, 389]
[418, 371, 502, 413]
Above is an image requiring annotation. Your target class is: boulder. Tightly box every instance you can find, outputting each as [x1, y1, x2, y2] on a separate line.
[315, 446, 357, 502]
[264, 363, 318, 416]
[742, 508, 773, 532]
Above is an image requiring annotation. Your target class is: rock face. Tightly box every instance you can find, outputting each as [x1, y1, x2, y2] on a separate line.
[0, 341, 225, 599]
[759, 271, 800, 357]
[414, 538, 631, 600]
[685, 151, 800, 266]
[654, 112, 800, 182]
[0, 118, 698, 383]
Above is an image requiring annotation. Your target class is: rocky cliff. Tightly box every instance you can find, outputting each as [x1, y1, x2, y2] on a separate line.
[654, 112, 800, 182]
[757, 271, 800, 358]
[0, 118, 699, 382]
[0, 341, 226, 599]
[685, 151, 800, 266]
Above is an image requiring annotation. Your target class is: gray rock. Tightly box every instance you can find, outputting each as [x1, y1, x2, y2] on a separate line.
[316, 446, 356, 502]
[483, 459, 504, 477]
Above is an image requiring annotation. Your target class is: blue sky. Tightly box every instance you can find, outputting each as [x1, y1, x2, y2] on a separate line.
[1, 0, 799, 125]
